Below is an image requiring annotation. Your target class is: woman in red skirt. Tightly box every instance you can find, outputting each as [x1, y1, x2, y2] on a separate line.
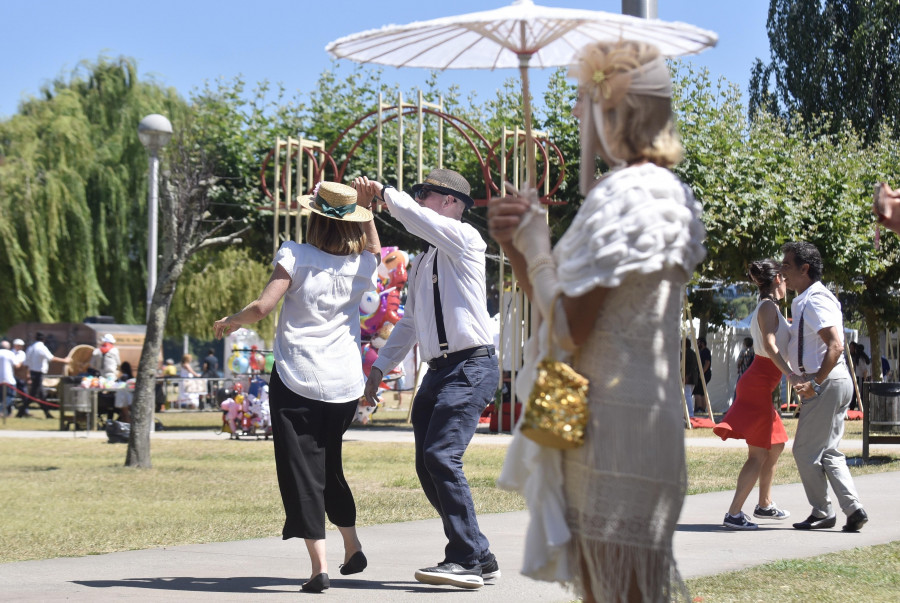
[714, 259, 793, 530]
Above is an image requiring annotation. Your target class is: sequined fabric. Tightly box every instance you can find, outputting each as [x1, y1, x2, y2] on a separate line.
[521, 358, 589, 449]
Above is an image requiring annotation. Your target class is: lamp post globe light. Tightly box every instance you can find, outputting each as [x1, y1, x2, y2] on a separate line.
[138, 114, 173, 320]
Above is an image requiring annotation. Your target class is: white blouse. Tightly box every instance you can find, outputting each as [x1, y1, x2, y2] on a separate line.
[749, 299, 790, 359]
[272, 241, 378, 402]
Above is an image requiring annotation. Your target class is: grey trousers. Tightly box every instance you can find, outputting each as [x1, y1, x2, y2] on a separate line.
[792, 364, 863, 518]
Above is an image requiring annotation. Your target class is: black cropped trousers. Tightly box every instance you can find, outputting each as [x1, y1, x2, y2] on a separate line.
[268, 367, 359, 540]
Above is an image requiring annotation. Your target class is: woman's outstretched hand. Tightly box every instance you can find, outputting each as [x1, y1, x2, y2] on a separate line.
[213, 316, 239, 339]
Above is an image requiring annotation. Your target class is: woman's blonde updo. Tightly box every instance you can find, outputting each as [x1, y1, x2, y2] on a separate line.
[569, 40, 683, 176]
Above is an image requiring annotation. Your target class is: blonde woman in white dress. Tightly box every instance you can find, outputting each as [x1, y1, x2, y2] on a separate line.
[488, 40, 706, 602]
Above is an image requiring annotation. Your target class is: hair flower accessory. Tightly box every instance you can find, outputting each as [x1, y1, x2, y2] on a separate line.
[591, 69, 612, 99]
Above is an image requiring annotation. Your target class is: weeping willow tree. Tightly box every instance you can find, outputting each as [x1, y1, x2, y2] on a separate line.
[0, 57, 188, 329]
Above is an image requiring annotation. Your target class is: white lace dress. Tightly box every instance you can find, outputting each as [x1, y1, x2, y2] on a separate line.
[499, 163, 706, 602]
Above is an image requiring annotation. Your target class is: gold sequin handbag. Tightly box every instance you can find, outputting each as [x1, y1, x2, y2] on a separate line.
[520, 295, 590, 449]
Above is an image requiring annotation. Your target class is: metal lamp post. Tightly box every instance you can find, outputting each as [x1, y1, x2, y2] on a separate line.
[138, 114, 173, 320]
[622, 0, 657, 18]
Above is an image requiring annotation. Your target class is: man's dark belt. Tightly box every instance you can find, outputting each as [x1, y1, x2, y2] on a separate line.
[427, 345, 495, 371]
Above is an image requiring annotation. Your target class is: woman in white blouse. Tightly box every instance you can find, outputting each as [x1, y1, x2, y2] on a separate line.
[214, 182, 380, 593]
[489, 40, 706, 602]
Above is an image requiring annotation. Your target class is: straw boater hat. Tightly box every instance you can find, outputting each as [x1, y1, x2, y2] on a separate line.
[411, 168, 474, 209]
[298, 181, 372, 222]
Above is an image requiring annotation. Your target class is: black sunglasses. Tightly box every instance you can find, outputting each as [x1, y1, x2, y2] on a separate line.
[415, 186, 438, 201]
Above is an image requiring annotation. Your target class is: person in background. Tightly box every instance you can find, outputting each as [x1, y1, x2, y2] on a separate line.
[201, 348, 220, 410]
[781, 241, 868, 533]
[0, 341, 21, 416]
[163, 358, 178, 377]
[714, 260, 792, 530]
[488, 40, 706, 602]
[683, 339, 701, 418]
[90, 334, 121, 380]
[695, 337, 712, 413]
[178, 353, 202, 409]
[9, 339, 27, 414]
[848, 341, 869, 410]
[215, 181, 380, 593]
[736, 337, 755, 380]
[180, 354, 200, 378]
[854, 342, 870, 390]
[23, 332, 69, 418]
[91, 333, 122, 421]
[114, 361, 134, 423]
[202, 349, 219, 378]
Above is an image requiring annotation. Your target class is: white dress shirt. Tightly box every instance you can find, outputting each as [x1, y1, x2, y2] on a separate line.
[25, 341, 54, 374]
[787, 280, 845, 375]
[372, 187, 493, 375]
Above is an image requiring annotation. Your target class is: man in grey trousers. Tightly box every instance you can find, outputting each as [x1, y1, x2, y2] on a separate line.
[780, 241, 868, 532]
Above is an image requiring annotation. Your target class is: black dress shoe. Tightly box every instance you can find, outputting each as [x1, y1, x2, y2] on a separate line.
[301, 573, 329, 593]
[842, 508, 868, 532]
[793, 513, 836, 530]
[340, 550, 367, 575]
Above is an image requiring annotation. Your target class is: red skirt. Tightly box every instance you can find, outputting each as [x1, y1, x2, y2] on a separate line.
[713, 355, 788, 449]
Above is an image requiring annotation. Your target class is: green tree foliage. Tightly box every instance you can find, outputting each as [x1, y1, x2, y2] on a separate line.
[0, 57, 188, 329]
[750, 0, 900, 144]
[672, 60, 900, 337]
[168, 247, 275, 341]
[188, 76, 306, 263]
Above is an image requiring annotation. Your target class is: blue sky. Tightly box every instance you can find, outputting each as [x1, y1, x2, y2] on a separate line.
[0, 0, 769, 120]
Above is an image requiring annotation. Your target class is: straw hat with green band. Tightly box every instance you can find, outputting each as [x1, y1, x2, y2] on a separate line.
[411, 168, 474, 209]
[298, 181, 373, 222]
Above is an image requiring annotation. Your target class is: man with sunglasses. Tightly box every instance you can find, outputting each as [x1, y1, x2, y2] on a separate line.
[353, 170, 499, 590]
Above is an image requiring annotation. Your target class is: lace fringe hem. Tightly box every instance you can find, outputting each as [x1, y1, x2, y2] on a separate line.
[570, 537, 689, 603]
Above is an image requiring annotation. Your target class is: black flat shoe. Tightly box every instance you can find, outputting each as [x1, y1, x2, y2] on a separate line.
[842, 508, 868, 532]
[301, 573, 330, 593]
[792, 513, 836, 530]
[340, 550, 367, 575]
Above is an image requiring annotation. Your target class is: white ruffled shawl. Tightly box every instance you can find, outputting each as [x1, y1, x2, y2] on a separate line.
[496, 163, 706, 584]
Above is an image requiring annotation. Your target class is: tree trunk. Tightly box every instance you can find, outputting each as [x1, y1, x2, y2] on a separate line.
[125, 258, 185, 468]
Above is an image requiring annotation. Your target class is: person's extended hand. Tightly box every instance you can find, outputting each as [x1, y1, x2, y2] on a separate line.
[793, 380, 816, 400]
[488, 183, 533, 245]
[874, 182, 900, 236]
[351, 176, 384, 211]
[214, 316, 239, 339]
[363, 367, 383, 407]
[504, 182, 551, 260]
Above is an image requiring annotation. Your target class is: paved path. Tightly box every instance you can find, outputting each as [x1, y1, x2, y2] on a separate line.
[0, 428, 898, 601]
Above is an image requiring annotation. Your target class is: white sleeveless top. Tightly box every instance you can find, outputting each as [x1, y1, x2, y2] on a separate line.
[749, 299, 790, 359]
